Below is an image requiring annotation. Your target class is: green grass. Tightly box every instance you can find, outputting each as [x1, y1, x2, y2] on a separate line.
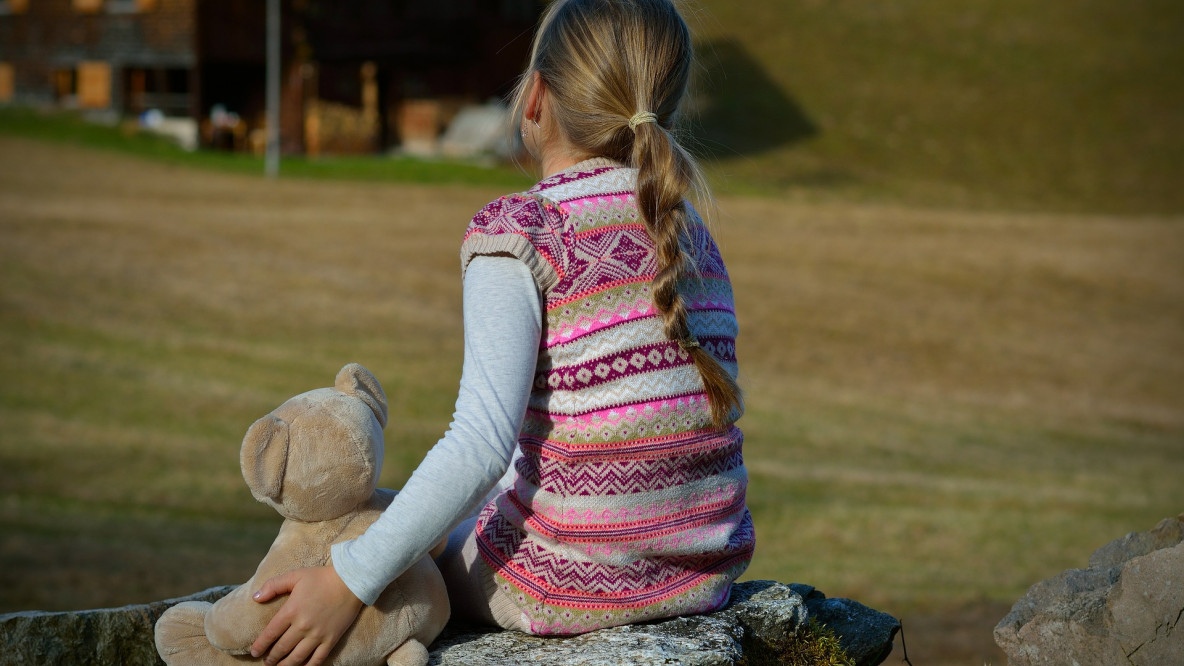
[687, 0, 1184, 214]
[0, 107, 534, 190]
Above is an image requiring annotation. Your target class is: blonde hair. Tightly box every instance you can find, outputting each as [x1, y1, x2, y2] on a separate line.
[512, 0, 742, 428]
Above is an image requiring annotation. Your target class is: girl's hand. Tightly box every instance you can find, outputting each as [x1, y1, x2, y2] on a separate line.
[249, 565, 364, 666]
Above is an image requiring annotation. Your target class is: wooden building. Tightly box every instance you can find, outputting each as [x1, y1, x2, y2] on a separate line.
[0, 0, 542, 154]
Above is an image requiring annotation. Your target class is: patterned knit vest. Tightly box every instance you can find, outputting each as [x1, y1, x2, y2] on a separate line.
[460, 158, 754, 635]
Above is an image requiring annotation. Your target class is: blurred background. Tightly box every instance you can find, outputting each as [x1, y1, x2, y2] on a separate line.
[1, 1, 1181, 664]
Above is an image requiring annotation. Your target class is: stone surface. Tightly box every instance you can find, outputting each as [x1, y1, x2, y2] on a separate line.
[994, 514, 1184, 666]
[0, 580, 900, 666]
[0, 586, 236, 666]
[791, 584, 901, 666]
[430, 581, 899, 666]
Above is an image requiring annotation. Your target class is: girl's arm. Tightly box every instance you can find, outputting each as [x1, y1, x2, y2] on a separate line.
[250, 255, 542, 666]
[332, 253, 542, 604]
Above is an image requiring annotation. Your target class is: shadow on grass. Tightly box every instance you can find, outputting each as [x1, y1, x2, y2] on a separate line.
[685, 38, 819, 160]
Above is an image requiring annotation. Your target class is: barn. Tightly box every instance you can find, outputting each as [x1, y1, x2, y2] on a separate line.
[0, 0, 543, 155]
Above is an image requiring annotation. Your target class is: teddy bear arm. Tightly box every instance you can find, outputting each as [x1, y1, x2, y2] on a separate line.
[203, 581, 282, 654]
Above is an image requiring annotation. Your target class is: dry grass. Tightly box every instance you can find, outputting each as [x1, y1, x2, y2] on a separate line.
[1, 137, 1182, 664]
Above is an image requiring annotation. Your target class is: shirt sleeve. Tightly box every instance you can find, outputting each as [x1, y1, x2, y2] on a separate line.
[330, 254, 542, 605]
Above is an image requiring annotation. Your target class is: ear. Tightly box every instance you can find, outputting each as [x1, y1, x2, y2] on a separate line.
[525, 70, 545, 124]
[240, 414, 289, 503]
[335, 363, 388, 428]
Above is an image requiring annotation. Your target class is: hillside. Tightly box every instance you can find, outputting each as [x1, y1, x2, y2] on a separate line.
[687, 0, 1184, 214]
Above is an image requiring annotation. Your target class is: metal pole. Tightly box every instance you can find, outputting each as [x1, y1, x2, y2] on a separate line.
[265, 0, 280, 178]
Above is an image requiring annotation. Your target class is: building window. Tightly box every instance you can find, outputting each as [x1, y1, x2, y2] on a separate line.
[0, 0, 31, 15]
[124, 66, 191, 115]
[77, 61, 112, 109]
[51, 68, 77, 106]
[0, 63, 14, 103]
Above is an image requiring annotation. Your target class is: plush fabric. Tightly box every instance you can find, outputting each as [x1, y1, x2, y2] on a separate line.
[154, 364, 450, 666]
[461, 158, 755, 635]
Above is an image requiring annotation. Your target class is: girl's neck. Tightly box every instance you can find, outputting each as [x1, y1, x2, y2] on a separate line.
[538, 141, 596, 179]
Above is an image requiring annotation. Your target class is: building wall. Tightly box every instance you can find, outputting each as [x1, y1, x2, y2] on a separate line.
[0, 0, 543, 155]
[0, 0, 196, 112]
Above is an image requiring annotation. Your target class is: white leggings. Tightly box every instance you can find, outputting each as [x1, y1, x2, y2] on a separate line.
[434, 516, 531, 632]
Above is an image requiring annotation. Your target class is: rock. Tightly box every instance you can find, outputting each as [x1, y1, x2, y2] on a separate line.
[430, 581, 899, 666]
[994, 514, 1184, 666]
[1089, 514, 1184, 571]
[0, 580, 900, 666]
[791, 584, 901, 666]
[430, 581, 802, 666]
[0, 586, 236, 666]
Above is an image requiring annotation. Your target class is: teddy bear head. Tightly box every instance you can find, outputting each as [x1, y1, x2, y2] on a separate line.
[239, 363, 388, 522]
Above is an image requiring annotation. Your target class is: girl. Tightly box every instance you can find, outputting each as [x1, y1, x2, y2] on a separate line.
[250, 1, 753, 663]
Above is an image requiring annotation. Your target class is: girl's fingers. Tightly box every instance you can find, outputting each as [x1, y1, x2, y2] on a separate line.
[250, 610, 292, 658]
[263, 628, 303, 666]
[253, 570, 299, 603]
[306, 642, 334, 666]
[276, 636, 320, 666]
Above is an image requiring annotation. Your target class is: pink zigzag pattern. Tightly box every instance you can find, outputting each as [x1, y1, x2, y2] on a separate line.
[516, 442, 744, 496]
[478, 505, 754, 596]
[519, 426, 742, 461]
[503, 489, 747, 542]
[523, 583, 731, 634]
[526, 486, 747, 527]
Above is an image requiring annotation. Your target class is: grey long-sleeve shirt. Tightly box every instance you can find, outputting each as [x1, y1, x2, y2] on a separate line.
[331, 255, 541, 605]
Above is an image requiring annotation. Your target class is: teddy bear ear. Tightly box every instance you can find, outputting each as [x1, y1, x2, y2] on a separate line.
[240, 414, 289, 503]
[335, 363, 388, 429]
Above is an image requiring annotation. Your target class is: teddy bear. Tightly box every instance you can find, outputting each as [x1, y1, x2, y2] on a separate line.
[154, 363, 450, 666]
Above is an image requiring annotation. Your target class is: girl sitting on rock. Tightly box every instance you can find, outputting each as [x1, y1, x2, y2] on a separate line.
[249, 1, 754, 663]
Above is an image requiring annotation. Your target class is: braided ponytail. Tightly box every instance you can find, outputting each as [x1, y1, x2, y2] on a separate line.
[632, 119, 742, 428]
[513, 0, 743, 428]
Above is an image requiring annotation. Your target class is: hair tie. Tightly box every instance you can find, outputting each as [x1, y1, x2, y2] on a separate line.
[677, 335, 700, 351]
[628, 111, 659, 132]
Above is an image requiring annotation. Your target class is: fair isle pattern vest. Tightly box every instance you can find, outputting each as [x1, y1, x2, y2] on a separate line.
[460, 158, 754, 635]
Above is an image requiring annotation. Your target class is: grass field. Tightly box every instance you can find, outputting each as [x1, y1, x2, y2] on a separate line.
[1, 134, 1181, 664]
[689, 0, 1184, 215]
